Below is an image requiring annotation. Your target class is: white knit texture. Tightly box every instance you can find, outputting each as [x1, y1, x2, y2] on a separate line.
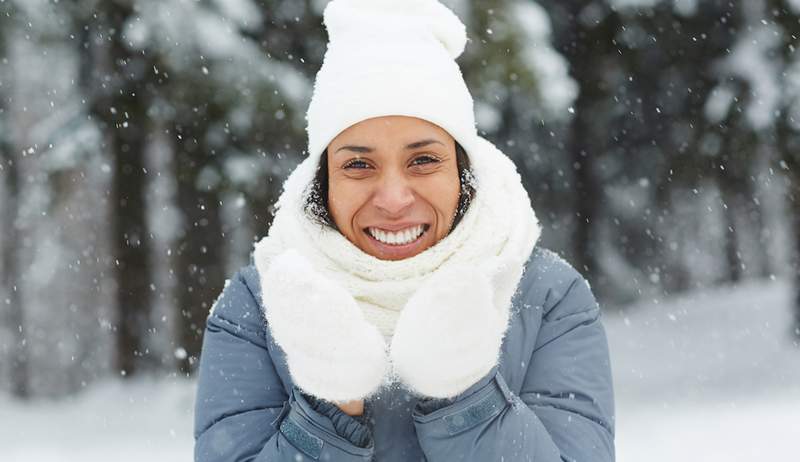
[261, 249, 390, 402]
[306, 0, 476, 159]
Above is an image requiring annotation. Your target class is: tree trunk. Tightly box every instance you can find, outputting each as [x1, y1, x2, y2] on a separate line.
[111, 124, 152, 377]
[539, 1, 619, 281]
[655, 186, 691, 294]
[791, 178, 800, 339]
[715, 91, 759, 284]
[1, 151, 30, 399]
[571, 119, 602, 276]
[568, 53, 609, 279]
[82, 2, 155, 378]
[0, 0, 29, 399]
[720, 191, 743, 283]
[173, 130, 226, 376]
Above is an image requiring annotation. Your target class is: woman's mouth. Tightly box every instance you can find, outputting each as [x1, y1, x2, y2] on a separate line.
[366, 224, 428, 246]
[362, 224, 431, 259]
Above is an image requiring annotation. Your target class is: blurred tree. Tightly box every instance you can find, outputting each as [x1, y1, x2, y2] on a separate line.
[539, 0, 766, 302]
[75, 0, 157, 378]
[611, 1, 746, 289]
[0, 0, 30, 399]
[246, 0, 328, 232]
[118, 0, 313, 373]
[537, 0, 621, 286]
[766, 0, 800, 337]
[697, 1, 775, 283]
[451, 0, 579, 254]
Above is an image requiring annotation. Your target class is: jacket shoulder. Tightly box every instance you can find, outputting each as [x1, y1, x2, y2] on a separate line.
[516, 246, 600, 321]
[208, 263, 266, 338]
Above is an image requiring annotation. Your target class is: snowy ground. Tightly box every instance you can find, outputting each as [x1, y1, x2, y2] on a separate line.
[0, 377, 194, 461]
[606, 278, 800, 461]
[1, 278, 798, 461]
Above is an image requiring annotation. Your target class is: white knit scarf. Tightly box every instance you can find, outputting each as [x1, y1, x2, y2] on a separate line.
[253, 135, 541, 340]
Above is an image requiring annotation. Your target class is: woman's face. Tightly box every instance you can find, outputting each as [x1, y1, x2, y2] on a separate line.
[326, 115, 461, 261]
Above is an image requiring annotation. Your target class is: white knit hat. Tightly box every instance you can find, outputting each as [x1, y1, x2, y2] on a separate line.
[305, 0, 478, 159]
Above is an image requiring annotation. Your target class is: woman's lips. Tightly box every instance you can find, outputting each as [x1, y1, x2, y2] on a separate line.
[363, 224, 431, 258]
[366, 224, 426, 245]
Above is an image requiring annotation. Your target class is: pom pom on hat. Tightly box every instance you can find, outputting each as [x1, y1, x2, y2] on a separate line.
[305, 0, 478, 160]
[323, 0, 467, 59]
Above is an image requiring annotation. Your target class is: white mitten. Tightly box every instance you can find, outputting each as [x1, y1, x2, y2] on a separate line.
[261, 249, 389, 403]
[389, 261, 515, 399]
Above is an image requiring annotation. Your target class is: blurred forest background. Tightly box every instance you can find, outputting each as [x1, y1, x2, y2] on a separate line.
[1, 0, 799, 406]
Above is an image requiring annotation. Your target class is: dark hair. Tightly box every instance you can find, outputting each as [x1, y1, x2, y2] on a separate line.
[303, 140, 475, 233]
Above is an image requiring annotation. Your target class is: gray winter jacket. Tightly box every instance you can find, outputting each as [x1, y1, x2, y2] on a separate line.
[194, 246, 615, 461]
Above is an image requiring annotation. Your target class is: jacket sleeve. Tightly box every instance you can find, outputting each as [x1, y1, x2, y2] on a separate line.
[411, 268, 615, 462]
[193, 269, 375, 462]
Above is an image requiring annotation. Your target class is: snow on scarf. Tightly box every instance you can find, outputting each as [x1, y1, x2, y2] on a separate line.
[252, 134, 541, 340]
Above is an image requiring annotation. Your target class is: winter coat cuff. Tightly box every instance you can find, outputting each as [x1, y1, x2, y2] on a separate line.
[412, 365, 516, 436]
[299, 390, 373, 449]
[414, 364, 500, 415]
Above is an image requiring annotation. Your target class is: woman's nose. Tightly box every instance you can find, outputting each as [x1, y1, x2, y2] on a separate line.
[372, 176, 414, 216]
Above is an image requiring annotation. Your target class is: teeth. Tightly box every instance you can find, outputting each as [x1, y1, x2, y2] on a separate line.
[368, 225, 425, 246]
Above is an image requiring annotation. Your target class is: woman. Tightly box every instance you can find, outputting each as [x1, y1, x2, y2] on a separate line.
[194, 0, 615, 461]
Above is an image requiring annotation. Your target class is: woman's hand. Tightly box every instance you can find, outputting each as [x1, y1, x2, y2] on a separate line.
[389, 262, 513, 399]
[261, 249, 389, 403]
[335, 399, 365, 416]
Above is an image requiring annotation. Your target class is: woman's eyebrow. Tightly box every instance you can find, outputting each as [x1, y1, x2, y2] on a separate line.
[405, 139, 444, 149]
[335, 145, 373, 154]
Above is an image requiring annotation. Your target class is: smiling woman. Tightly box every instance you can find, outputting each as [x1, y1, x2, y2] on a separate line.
[306, 116, 475, 261]
[194, 0, 615, 460]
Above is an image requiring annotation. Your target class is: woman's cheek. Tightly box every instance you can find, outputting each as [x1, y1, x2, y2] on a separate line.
[327, 182, 349, 229]
[332, 182, 370, 228]
[429, 173, 461, 220]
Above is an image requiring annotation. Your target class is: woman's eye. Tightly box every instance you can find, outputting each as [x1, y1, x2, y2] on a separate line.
[411, 155, 439, 166]
[343, 159, 369, 169]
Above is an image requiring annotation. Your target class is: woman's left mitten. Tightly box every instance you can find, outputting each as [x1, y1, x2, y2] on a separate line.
[389, 265, 509, 399]
[261, 249, 389, 403]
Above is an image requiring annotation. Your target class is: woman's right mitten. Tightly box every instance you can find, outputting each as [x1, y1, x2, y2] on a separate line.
[260, 249, 389, 403]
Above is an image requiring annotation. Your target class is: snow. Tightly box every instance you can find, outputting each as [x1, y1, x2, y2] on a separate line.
[617, 394, 800, 461]
[609, 0, 699, 16]
[0, 376, 195, 461]
[511, 1, 578, 118]
[606, 277, 800, 403]
[474, 99, 502, 132]
[605, 277, 800, 460]
[609, 0, 662, 9]
[224, 154, 265, 188]
[122, 0, 311, 114]
[673, 0, 699, 17]
[211, 0, 263, 31]
[718, 25, 782, 130]
[1, 277, 798, 460]
[704, 84, 737, 124]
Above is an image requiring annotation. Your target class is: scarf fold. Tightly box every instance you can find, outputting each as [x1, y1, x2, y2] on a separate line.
[254, 135, 541, 339]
